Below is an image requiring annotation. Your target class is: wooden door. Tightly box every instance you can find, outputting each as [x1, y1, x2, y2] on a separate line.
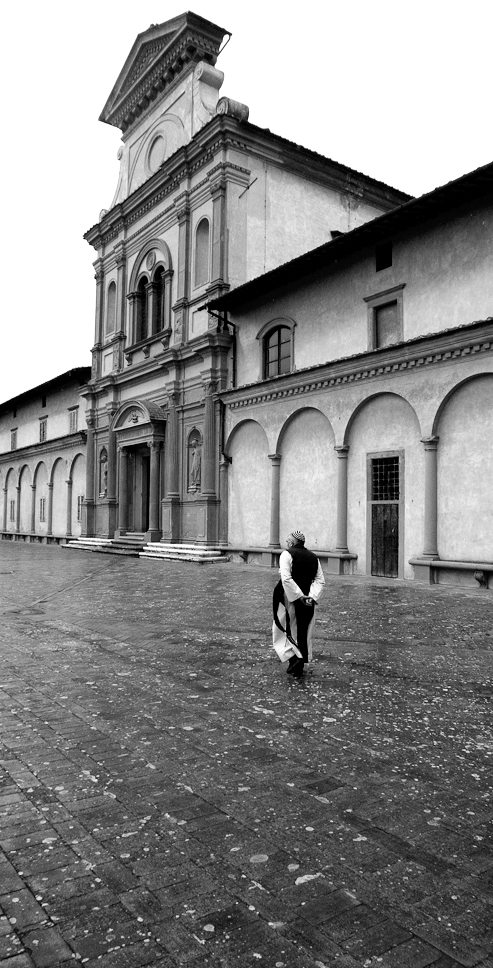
[370, 455, 400, 578]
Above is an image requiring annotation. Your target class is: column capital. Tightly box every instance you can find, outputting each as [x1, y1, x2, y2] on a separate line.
[334, 445, 350, 458]
[147, 440, 162, 453]
[421, 436, 439, 449]
[268, 453, 282, 464]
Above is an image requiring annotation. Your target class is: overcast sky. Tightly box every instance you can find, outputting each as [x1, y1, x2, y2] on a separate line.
[1, 0, 491, 403]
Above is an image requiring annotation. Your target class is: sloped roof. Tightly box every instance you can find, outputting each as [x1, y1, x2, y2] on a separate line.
[208, 160, 493, 313]
[0, 368, 92, 414]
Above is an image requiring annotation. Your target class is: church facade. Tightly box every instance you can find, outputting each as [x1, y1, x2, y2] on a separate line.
[80, 12, 408, 549]
[209, 162, 493, 589]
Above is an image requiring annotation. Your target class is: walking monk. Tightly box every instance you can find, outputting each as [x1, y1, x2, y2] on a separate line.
[272, 531, 325, 678]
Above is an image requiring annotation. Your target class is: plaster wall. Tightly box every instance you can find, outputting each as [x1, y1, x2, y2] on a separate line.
[228, 421, 270, 546]
[436, 374, 493, 561]
[229, 155, 386, 290]
[347, 394, 423, 578]
[279, 408, 336, 551]
[231, 200, 493, 388]
[19, 466, 32, 533]
[34, 463, 49, 536]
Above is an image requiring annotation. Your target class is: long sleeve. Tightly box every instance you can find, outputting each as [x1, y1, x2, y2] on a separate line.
[309, 561, 325, 602]
[279, 550, 304, 602]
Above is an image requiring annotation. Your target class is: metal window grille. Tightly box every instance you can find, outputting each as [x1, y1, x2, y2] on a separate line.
[10, 500, 15, 522]
[371, 456, 400, 501]
[77, 495, 84, 522]
[39, 497, 46, 522]
[40, 418, 47, 443]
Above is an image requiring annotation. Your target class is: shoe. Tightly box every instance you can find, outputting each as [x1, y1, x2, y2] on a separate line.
[291, 659, 305, 678]
[286, 656, 298, 674]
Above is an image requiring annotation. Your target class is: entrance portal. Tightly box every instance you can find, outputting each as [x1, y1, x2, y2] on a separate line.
[126, 447, 150, 533]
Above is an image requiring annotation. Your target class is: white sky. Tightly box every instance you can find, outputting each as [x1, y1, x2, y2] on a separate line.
[1, 0, 491, 403]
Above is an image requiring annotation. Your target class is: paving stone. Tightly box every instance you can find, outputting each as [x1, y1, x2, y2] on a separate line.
[0, 544, 492, 968]
[22, 927, 74, 967]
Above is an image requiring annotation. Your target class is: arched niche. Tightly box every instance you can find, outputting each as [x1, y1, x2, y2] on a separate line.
[226, 419, 270, 547]
[277, 407, 335, 551]
[434, 374, 493, 561]
[187, 429, 203, 493]
[346, 391, 422, 578]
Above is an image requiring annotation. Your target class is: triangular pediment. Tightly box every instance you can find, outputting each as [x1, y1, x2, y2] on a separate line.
[100, 12, 228, 133]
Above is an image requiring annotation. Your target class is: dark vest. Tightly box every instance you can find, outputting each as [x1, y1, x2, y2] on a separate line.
[289, 546, 319, 595]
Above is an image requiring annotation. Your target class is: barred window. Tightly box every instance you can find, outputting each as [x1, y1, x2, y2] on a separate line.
[371, 456, 400, 501]
[10, 500, 15, 522]
[77, 495, 84, 522]
[40, 417, 47, 442]
[39, 497, 46, 522]
[69, 409, 78, 433]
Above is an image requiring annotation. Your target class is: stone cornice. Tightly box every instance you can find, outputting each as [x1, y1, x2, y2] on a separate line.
[0, 432, 87, 462]
[220, 320, 493, 410]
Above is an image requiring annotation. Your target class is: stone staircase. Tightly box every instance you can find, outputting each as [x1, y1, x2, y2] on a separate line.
[140, 542, 229, 564]
[64, 534, 147, 556]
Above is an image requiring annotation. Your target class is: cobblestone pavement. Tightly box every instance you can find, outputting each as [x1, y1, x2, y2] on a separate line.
[0, 543, 492, 968]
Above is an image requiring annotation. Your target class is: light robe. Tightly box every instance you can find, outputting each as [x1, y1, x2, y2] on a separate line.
[272, 550, 325, 663]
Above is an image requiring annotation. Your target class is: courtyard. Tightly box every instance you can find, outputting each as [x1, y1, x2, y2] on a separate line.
[0, 542, 492, 967]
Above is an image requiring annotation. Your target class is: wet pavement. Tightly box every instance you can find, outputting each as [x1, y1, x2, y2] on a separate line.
[0, 542, 492, 968]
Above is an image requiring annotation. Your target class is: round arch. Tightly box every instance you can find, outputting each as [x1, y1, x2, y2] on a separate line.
[432, 372, 493, 437]
[33, 461, 48, 486]
[276, 406, 336, 551]
[226, 418, 270, 547]
[434, 373, 493, 562]
[128, 238, 173, 292]
[343, 390, 422, 446]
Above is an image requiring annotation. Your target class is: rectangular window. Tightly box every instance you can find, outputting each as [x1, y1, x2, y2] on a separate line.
[10, 500, 15, 522]
[77, 495, 84, 522]
[10, 429, 17, 450]
[371, 456, 400, 501]
[364, 284, 404, 351]
[368, 452, 403, 579]
[375, 301, 399, 348]
[69, 408, 78, 433]
[40, 418, 47, 442]
[39, 497, 46, 522]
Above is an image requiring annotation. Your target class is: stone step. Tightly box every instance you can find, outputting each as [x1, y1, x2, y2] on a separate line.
[140, 542, 229, 564]
[64, 538, 113, 553]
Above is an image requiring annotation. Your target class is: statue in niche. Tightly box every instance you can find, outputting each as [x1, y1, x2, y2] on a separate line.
[188, 432, 202, 492]
[99, 450, 108, 497]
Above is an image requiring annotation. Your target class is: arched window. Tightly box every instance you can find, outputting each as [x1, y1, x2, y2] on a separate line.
[136, 275, 148, 342]
[106, 282, 116, 335]
[264, 326, 292, 378]
[152, 266, 165, 335]
[194, 218, 210, 287]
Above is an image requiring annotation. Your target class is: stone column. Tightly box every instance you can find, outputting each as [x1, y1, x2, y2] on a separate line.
[268, 454, 282, 548]
[30, 484, 36, 533]
[146, 281, 159, 336]
[219, 455, 231, 544]
[334, 445, 350, 553]
[118, 447, 129, 532]
[165, 392, 180, 499]
[421, 436, 439, 557]
[66, 479, 73, 537]
[126, 292, 139, 344]
[15, 485, 21, 532]
[3, 486, 7, 532]
[82, 416, 96, 536]
[201, 382, 217, 497]
[148, 441, 161, 537]
[47, 482, 54, 536]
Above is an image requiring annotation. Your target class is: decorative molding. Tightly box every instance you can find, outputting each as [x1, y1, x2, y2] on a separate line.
[224, 331, 493, 411]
